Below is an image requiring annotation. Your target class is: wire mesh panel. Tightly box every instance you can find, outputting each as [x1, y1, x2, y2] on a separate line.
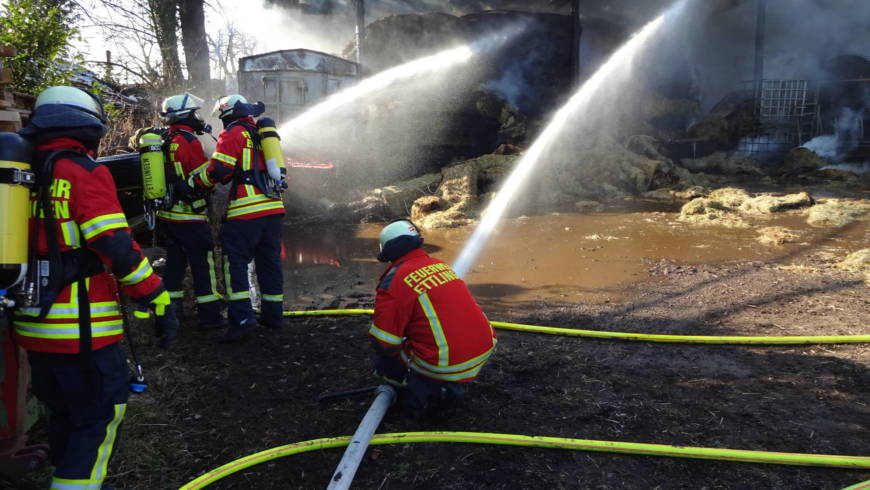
[736, 79, 819, 160]
[758, 80, 811, 119]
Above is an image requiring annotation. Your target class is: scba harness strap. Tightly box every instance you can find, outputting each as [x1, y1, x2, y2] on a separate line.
[226, 120, 280, 200]
[30, 149, 104, 396]
[30, 149, 104, 319]
[162, 128, 208, 212]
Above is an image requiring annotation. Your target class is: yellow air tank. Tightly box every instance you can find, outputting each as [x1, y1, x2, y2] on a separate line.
[138, 131, 167, 201]
[0, 132, 34, 291]
[257, 117, 286, 184]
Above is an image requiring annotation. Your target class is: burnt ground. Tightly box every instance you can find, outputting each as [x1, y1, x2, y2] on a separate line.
[5, 249, 870, 489]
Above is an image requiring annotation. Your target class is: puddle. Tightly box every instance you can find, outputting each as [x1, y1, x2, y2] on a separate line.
[281, 210, 869, 314]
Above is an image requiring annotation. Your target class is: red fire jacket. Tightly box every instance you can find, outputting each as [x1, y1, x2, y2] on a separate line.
[157, 124, 208, 223]
[188, 117, 284, 220]
[369, 248, 496, 382]
[14, 138, 165, 354]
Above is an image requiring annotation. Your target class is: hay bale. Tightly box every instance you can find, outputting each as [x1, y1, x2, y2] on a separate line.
[677, 212, 749, 228]
[837, 248, 870, 284]
[778, 148, 827, 175]
[372, 172, 442, 216]
[740, 192, 814, 214]
[838, 248, 870, 273]
[806, 199, 870, 227]
[756, 226, 799, 246]
[708, 187, 750, 207]
[680, 152, 765, 176]
[673, 186, 708, 200]
[410, 195, 445, 223]
[678, 197, 748, 227]
[680, 197, 727, 215]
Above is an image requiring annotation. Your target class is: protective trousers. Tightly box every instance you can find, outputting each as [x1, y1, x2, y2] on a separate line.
[162, 221, 222, 325]
[374, 355, 465, 419]
[28, 343, 129, 489]
[220, 214, 284, 329]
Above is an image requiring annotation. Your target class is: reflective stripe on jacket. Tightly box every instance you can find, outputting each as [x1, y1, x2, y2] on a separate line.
[13, 138, 165, 354]
[188, 117, 284, 220]
[157, 125, 208, 223]
[369, 249, 496, 382]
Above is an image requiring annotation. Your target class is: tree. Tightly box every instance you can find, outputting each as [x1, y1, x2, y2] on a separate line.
[179, 0, 209, 87]
[207, 18, 258, 89]
[85, 0, 210, 90]
[147, 0, 183, 87]
[0, 0, 80, 94]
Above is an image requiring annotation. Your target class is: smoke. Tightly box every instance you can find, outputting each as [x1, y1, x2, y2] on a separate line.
[278, 25, 524, 201]
[803, 107, 865, 161]
[661, 0, 870, 111]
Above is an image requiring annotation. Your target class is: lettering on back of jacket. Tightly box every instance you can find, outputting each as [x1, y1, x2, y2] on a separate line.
[403, 263, 459, 294]
[30, 178, 72, 219]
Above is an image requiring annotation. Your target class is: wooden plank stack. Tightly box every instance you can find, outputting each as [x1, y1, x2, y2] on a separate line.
[0, 44, 25, 132]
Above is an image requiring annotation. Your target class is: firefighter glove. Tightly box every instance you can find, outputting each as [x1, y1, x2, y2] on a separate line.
[136, 290, 172, 317]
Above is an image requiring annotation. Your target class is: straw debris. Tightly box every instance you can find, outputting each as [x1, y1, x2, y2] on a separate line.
[806, 199, 870, 227]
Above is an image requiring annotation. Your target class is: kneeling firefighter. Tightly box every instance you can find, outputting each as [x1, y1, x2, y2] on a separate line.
[146, 93, 223, 330]
[369, 220, 497, 419]
[187, 94, 286, 342]
[11, 86, 178, 488]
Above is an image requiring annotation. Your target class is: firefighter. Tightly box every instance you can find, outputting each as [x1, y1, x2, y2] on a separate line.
[368, 219, 497, 419]
[187, 95, 285, 342]
[156, 93, 223, 330]
[13, 86, 178, 488]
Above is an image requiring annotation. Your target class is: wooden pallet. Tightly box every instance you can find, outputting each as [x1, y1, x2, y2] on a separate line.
[0, 44, 23, 132]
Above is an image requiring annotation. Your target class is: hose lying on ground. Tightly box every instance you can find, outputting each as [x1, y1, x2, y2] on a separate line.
[180, 431, 870, 489]
[842, 480, 870, 490]
[282, 309, 870, 345]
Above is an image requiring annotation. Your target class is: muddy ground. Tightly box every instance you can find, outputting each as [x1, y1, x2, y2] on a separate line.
[6, 214, 870, 489]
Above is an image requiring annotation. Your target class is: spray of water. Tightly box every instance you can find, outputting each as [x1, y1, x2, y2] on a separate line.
[452, 1, 686, 278]
[278, 24, 525, 138]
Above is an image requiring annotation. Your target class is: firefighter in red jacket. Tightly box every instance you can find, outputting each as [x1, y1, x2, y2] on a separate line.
[369, 220, 496, 419]
[157, 93, 223, 330]
[13, 86, 177, 489]
[188, 95, 285, 341]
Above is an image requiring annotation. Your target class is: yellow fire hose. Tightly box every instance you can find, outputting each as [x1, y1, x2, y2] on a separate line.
[180, 431, 870, 489]
[283, 309, 870, 345]
[182, 310, 866, 488]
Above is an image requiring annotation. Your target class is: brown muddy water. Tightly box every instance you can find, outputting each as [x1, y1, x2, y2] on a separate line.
[281, 207, 869, 315]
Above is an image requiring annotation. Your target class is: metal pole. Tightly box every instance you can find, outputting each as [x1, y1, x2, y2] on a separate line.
[354, 0, 365, 66]
[753, 0, 767, 113]
[571, 0, 582, 85]
[326, 385, 396, 490]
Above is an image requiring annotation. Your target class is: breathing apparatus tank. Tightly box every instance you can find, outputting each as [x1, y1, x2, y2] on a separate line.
[138, 130, 170, 230]
[256, 118, 287, 198]
[0, 132, 35, 295]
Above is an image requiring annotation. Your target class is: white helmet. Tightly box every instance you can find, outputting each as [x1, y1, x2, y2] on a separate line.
[212, 94, 247, 119]
[34, 86, 106, 123]
[379, 219, 421, 251]
[161, 93, 204, 124]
